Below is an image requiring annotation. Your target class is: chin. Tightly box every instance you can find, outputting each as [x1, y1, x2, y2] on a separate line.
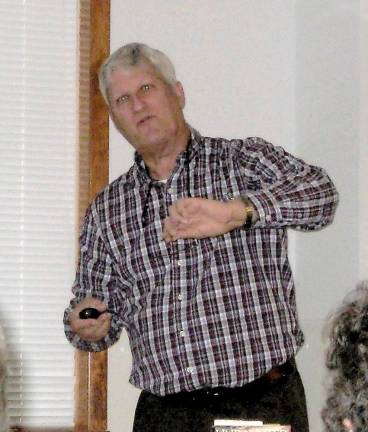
[126, 123, 179, 152]
[140, 128, 170, 146]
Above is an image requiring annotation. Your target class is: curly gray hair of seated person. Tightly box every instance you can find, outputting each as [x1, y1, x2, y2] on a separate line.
[321, 281, 368, 432]
[98, 42, 177, 104]
[0, 326, 8, 432]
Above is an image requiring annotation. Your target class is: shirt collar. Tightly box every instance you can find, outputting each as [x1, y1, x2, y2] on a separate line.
[132, 125, 202, 185]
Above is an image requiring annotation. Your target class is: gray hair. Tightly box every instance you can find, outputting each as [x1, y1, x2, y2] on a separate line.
[322, 281, 368, 431]
[98, 42, 177, 104]
[0, 326, 8, 432]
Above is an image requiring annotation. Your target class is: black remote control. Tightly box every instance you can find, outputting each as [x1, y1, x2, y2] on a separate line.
[79, 307, 105, 319]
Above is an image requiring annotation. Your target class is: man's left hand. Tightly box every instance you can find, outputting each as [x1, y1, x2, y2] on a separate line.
[163, 197, 249, 241]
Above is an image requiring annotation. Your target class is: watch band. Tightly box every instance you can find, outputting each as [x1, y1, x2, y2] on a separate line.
[239, 196, 253, 229]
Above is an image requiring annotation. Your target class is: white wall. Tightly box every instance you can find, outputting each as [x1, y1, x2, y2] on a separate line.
[109, 0, 297, 180]
[294, 1, 367, 430]
[108, 1, 367, 431]
[360, 0, 368, 278]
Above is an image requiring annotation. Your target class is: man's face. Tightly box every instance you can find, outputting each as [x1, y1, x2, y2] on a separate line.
[107, 61, 187, 155]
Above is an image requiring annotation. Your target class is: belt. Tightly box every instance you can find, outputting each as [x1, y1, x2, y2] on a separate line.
[162, 359, 296, 404]
[262, 358, 295, 383]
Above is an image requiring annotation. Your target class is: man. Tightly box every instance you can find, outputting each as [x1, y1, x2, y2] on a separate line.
[64, 43, 338, 431]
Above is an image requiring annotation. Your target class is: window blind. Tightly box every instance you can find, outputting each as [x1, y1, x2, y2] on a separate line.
[79, 0, 91, 223]
[0, 0, 79, 427]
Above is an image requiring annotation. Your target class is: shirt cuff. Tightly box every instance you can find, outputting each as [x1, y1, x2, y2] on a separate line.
[246, 189, 283, 227]
[63, 304, 122, 352]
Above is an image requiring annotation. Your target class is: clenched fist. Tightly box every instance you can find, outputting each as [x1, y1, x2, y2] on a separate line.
[69, 297, 111, 342]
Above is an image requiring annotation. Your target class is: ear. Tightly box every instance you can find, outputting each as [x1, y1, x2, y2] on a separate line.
[174, 81, 186, 109]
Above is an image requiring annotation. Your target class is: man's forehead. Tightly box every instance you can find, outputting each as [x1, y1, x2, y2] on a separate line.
[109, 61, 163, 84]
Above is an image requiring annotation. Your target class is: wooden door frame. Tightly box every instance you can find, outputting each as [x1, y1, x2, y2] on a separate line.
[75, 2, 110, 431]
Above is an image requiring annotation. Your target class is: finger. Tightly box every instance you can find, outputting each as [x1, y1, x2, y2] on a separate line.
[173, 228, 195, 239]
[168, 204, 188, 224]
[85, 315, 111, 341]
[74, 297, 107, 315]
[163, 212, 201, 241]
[84, 297, 107, 311]
[71, 316, 99, 333]
[98, 314, 112, 335]
[165, 223, 193, 240]
[162, 231, 175, 242]
[178, 197, 202, 216]
[163, 230, 176, 242]
[162, 218, 178, 242]
[76, 315, 111, 341]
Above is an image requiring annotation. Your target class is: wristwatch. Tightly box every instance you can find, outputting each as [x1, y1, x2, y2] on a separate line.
[239, 196, 254, 229]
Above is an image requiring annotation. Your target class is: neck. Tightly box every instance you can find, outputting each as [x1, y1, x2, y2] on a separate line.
[143, 124, 190, 180]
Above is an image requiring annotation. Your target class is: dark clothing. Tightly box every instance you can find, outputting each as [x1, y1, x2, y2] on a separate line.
[133, 359, 309, 431]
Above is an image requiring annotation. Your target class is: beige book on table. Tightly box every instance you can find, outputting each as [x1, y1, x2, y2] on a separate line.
[213, 419, 291, 432]
[213, 427, 291, 432]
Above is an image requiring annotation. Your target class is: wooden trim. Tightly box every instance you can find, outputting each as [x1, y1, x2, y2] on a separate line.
[89, 0, 110, 201]
[74, 351, 89, 432]
[75, 1, 110, 432]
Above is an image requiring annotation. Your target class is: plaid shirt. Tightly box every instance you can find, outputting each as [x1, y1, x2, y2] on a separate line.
[64, 128, 338, 396]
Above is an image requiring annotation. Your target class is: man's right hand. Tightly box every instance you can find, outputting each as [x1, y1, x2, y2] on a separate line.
[69, 297, 111, 342]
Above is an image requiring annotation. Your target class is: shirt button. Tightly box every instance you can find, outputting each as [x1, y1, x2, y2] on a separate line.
[177, 260, 183, 266]
[186, 367, 193, 374]
[179, 330, 185, 337]
[167, 187, 173, 194]
[177, 293, 183, 301]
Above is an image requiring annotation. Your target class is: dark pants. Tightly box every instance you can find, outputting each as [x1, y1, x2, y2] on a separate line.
[133, 360, 309, 432]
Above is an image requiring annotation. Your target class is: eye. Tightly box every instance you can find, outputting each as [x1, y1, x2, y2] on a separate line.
[116, 94, 129, 105]
[141, 84, 152, 93]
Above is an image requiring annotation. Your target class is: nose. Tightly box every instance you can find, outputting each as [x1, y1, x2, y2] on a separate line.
[131, 94, 144, 112]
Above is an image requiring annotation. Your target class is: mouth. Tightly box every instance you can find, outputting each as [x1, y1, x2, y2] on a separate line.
[137, 115, 154, 128]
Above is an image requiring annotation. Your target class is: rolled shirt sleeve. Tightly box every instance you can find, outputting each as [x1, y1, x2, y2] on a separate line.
[64, 203, 127, 352]
[239, 137, 339, 230]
